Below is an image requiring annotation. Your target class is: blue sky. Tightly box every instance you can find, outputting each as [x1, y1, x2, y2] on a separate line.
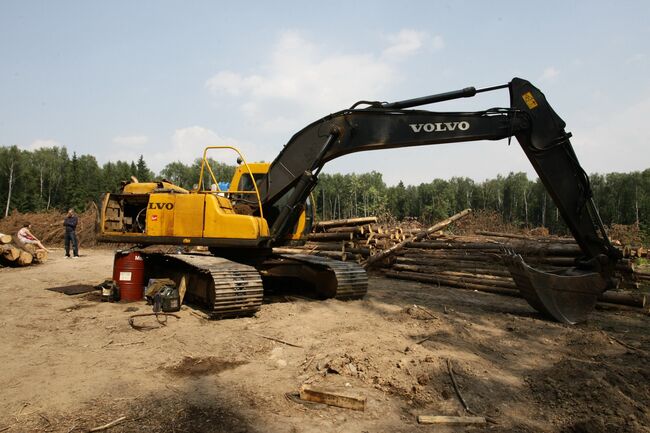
[1, 1, 649, 185]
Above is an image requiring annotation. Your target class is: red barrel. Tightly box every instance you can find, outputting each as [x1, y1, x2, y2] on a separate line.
[113, 251, 146, 301]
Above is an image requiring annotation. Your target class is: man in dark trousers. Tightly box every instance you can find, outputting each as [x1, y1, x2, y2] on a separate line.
[64, 208, 79, 258]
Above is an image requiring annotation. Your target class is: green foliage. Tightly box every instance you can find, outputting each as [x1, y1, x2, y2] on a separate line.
[314, 171, 388, 220]
[0, 145, 246, 215]
[0, 145, 648, 238]
[315, 170, 650, 236]
[160, 158, 235, 190]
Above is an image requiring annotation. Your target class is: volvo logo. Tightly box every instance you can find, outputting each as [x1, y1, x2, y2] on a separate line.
[148, 202, 174, 210]
[409, 121, 470, 133]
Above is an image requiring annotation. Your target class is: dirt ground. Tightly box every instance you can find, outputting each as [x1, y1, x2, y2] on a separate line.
[1, 249, 649, 433]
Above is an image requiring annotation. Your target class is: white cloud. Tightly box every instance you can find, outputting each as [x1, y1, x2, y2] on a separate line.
[171, 126, 229, 154]
[573, 95, 650, 173]
[382, 29, 428, 58]
[99, 126, 254, 174]
[382, 30, 444, 59]
[112, 135, 149, 147]
[27, 139, 62, 150]
[205, 30, 397, 134]
[147, 126, 240, 170]
[540, 66, 560, 81]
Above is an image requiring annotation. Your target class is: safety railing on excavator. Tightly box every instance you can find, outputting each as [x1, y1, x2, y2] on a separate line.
[196, 146, 265, 220]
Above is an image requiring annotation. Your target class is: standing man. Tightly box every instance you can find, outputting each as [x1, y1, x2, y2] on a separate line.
[64, 208, 79, 258]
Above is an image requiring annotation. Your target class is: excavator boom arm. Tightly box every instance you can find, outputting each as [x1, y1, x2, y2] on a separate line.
[259, 79, 618, 270]
[255, 77, 622, 324]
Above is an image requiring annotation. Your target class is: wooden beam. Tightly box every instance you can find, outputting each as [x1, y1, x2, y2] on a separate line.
[299, 384, 366, 411]
[417, 415, 487, 425]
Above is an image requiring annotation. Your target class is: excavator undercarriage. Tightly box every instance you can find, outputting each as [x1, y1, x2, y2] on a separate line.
[143, 252, 368, 318]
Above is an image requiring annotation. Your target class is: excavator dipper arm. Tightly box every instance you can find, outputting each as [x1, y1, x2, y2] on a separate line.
[256, 77, 620, 324]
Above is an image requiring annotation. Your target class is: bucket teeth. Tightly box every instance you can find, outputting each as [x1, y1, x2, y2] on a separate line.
[504, 252, 606, 325]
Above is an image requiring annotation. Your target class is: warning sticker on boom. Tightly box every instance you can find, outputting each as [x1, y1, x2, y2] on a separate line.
[522, 92, 539, 109]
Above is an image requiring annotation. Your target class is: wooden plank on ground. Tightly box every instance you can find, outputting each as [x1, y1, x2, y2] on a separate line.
[299, 384, 366, 411]
[417, 415, 487, 425]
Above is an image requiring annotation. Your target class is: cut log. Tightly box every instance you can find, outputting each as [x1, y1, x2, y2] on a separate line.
[15, 250, 33, 266]
[343, 246, 372, 256]
[402, 250, 503, 263]
[32, 250, 48, 263]
[364, 209, 472, 268]
[314, 217, 377, 231]
[406, 240, 582, 256]
[396, 256, 509, 269]
[1, 245, 21, 262]
[394, 257, 511, 277]
[0, 233, 12, 244]
[598, 291, 647, 308]
[474, 230, 575, 243]
[324, 226, 365, 234]
[20, 243, 48, 263]
[306, 232, 353, 242]
[299, 243, 345, 252]
[384, 270, 519, 297]
[392, 264, 515, 284]
[273, 247, 314, 255]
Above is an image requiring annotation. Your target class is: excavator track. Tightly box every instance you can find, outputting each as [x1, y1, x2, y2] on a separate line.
[153, 253, 264, 318]
[267, 254, 368, 300]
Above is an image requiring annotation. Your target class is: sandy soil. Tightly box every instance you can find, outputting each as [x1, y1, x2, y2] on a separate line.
[0, 249, 649, 433]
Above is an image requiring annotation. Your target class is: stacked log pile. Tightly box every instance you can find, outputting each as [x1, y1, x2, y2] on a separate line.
[0, 233, 48, 267]
[275, 211, 648, 310]
[273, 216, 432, 263]
[382, 231, 645, 307]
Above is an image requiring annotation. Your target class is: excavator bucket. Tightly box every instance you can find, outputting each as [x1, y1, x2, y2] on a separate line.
[504, 253, 607, 325]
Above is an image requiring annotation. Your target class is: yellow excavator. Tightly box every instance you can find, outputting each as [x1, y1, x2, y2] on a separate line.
[98, 78, 621, 324]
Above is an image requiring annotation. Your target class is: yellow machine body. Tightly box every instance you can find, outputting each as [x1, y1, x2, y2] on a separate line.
[98, 147, 311, 247]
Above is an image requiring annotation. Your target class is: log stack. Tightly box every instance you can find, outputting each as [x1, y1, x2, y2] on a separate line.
[275, 216, 382, 262]
[274, 213, 648, 311]
[273, 214, 463, 263]
[383, 230, 646, 309]
[0, 233, 48, 267]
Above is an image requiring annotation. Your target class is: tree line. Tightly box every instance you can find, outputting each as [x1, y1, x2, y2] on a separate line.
[313, 170, 650, 237]
[0, 145, 233, 217]
[1, 145, 648, 239]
